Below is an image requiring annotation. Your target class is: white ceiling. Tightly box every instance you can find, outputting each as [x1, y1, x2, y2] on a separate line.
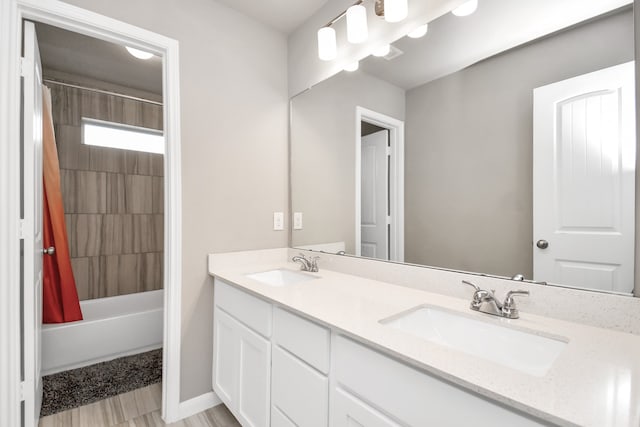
[360, 0, 633, 90]
[35, 23, 163, 95]
[215, 0, 329, 33]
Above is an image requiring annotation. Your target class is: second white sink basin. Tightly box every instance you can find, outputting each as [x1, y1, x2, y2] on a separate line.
[381, 306, 567, 377]
[246, 269, 318, 287]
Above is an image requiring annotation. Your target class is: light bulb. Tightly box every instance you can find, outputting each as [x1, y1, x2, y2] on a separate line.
[317, 27, 337, 61]
[452, 0, 478, 17]
[384, 0, 408, 23]
[407, 24, 428, 39]
[346, 4, 368, 44]
[125, 46, 154, 60]
[373, 44, 391, 57]
[344, 61, 359, 72]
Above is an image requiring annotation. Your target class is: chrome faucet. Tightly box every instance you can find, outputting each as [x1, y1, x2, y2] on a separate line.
[292, 253, 319, 272]
[462, 280, 529, 319]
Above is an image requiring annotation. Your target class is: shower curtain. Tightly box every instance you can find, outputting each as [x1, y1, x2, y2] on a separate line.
[42, 85, 83, 323]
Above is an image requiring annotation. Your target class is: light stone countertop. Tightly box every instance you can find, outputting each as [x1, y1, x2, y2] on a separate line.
[208, 250, 640, 427]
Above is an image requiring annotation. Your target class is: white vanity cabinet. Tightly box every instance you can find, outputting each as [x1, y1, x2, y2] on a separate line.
[271, 307, 330, 427]
[331, 335, 551, 427]
[213, 280, 272, 427]
[213, 279, 551, 427]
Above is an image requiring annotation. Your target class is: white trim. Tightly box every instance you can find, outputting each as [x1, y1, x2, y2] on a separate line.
[0, 0, 183, 424]
[355, 107, 405, 262]
[178, 391, 222, 420]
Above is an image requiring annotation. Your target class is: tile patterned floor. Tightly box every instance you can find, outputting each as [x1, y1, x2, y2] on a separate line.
[39, 383, 241, 427]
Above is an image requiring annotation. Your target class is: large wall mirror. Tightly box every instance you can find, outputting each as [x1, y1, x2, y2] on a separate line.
[290, 0, 638, 296]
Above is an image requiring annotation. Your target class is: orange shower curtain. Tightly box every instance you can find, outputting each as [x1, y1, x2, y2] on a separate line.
[42, 85, 83, 323]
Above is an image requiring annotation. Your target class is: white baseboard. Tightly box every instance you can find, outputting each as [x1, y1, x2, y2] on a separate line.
[178, 391, 222, 420]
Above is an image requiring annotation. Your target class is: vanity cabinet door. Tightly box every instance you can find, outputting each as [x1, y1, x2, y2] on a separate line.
[212, 307, 271, 427]
[331, 387, 402, 427]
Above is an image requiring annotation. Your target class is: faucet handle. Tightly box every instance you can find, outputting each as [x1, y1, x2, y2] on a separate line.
[502, 290, 529, 319]
[461, 280, 481, 291]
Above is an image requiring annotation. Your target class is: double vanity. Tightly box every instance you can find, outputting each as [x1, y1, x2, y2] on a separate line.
[208, 248, 640, 427]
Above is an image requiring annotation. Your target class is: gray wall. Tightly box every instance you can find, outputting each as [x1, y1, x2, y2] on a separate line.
[291, 71, 405, 254]
[59, 0, 289, 401]
[405, 9, 634, 278]
[49, 78, 164, 301]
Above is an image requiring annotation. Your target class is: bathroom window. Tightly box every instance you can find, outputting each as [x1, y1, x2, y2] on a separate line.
[81, 118, 164, 154]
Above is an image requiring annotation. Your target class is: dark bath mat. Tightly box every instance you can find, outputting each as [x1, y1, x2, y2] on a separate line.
[41, 348, 162, 417]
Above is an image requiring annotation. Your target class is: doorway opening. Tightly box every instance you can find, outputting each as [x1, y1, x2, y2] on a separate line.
[4, 2, 183, 426]
[355, 107, 405, 262]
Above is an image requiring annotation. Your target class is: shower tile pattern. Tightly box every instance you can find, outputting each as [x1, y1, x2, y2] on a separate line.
[49, 81, 164, 300]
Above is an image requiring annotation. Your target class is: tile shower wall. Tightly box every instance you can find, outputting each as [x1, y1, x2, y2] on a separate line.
[49, 81, 164, 300]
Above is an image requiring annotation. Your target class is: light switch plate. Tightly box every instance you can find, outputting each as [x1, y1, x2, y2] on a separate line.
[293, 212, 303, 230]
[273, 212, 284, 230]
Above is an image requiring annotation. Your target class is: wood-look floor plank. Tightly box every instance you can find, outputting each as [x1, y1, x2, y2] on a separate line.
[39, 384, 241, 427]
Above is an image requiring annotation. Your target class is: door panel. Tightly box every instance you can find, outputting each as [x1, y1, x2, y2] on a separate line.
[533, 62, 635, 293]
[21, 20, 44, 427]
[361, 130, 389, 260]
[212, 307, 238, 406]
[237, 321, 270, 427]
[331, 387, 401, 427]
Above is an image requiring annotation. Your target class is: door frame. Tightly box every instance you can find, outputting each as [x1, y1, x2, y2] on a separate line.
[0, 0, 183, 424]
[355, 106, 404, 262]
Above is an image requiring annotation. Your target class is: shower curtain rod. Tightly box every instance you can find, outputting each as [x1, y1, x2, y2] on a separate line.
[43, 79, 163, 106]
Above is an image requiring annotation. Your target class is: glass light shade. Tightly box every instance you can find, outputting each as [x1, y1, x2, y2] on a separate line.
[346, 4, 368, 44]
[344, 61, 359, 72]
[452, 0, 478, 17]
[317, 27, 337, 61]
[384, 0, 408, 23]
[372, 44, 391, 57]
[407, 24, 428, 39]
[125, 46, 154, 60]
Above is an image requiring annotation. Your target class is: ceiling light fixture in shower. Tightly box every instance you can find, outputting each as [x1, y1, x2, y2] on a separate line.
[125, 46, 154, 60]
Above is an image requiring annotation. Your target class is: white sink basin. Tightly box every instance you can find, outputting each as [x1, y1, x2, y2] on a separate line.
[381, 306, 567, 377]
[245, 269, 318, 287]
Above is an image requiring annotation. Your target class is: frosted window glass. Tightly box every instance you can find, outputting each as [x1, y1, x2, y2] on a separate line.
[82, 118, 164, 154]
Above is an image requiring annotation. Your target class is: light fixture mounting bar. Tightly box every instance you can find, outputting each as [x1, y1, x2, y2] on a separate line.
[323, 0, 364, 27]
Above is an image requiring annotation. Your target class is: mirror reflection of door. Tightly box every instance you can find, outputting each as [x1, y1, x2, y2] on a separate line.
[533, 61, 636, 294]
[361, 124, 390, 260]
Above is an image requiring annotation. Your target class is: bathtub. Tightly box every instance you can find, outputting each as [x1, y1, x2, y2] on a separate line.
[41, 289, 163, 375]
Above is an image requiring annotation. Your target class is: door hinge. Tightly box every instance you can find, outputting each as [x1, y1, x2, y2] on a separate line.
[19, 381, 26, 401]
[18, 219, 26, 240]
[386, 146, 391, 156]
[386, 216, 392, 225]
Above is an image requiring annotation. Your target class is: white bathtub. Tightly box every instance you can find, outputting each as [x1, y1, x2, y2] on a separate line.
[41, 290, 163, 375]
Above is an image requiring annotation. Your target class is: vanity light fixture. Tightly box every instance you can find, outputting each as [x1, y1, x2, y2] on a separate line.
[344, 61, 359, 72]
[452, 0, 478, 17]
[382, 0, 408, 23]
[125, 46, 154, 60]
[317, 0, 409, 61]
[372, 44, 391, 57]
[407, 23, 428, 38]
[317, 27, 337, 60]
[346, 4, 369, 44]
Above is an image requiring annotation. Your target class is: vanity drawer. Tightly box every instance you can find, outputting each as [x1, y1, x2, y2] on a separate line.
[272, 345, 329, 427]
[333, 335, 548, 427]
[214, 279, 272, 337]
[273, 307, 330, 374]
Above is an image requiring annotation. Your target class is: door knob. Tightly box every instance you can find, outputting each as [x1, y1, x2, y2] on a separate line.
[536, 240, 549, 249]
[43, 246, 55, 256]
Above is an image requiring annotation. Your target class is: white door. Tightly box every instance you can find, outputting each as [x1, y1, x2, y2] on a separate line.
[21, 20, 44, 426]
[533, 61, 635, 293]
[361, 130, 389, 260]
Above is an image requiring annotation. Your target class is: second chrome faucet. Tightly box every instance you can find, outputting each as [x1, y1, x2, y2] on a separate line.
[462, 280, 529, 319]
